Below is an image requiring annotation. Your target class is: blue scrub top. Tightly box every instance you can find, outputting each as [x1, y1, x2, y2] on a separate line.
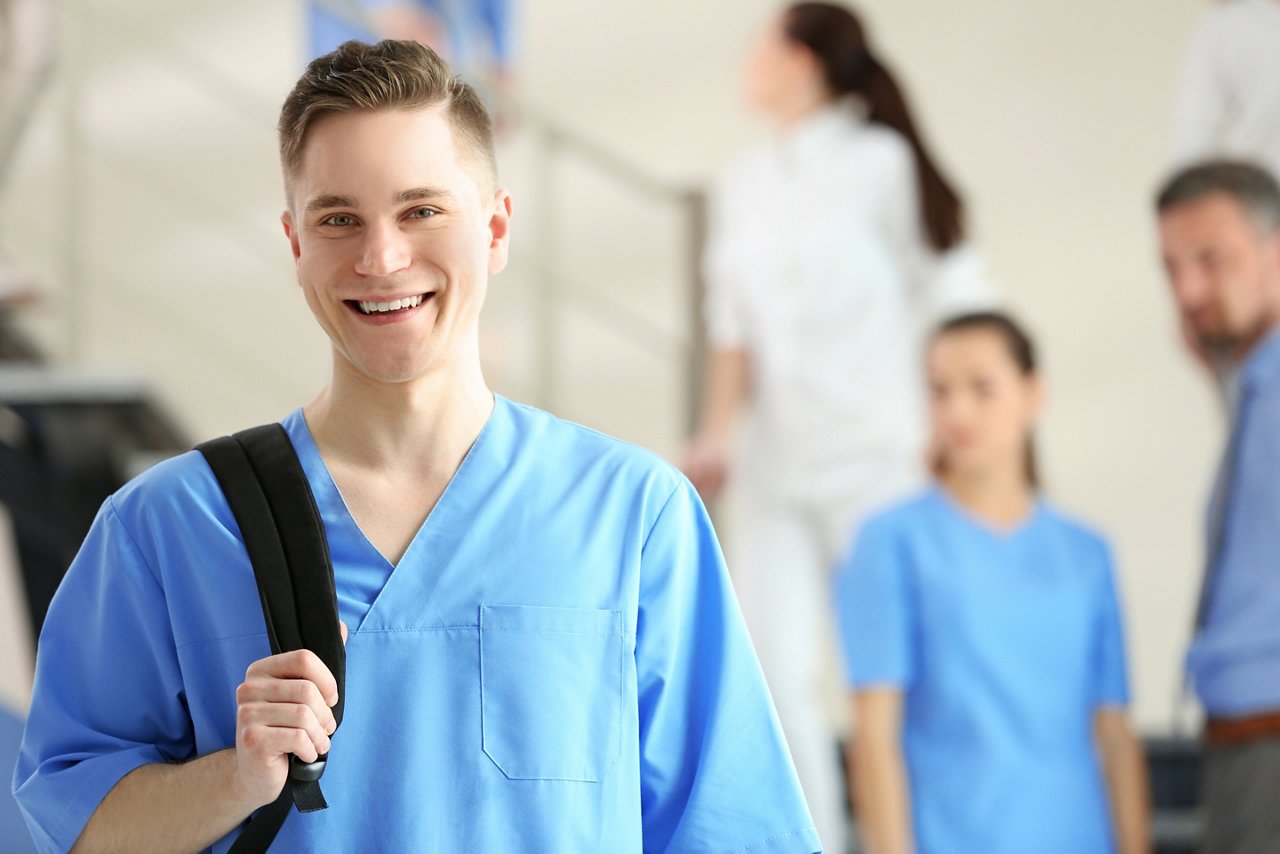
[13, 397, 820, 853]
[835, 488, 1129, 854]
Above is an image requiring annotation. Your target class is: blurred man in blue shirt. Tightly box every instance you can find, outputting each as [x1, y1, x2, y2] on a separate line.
[1158, 160, 1280, 854]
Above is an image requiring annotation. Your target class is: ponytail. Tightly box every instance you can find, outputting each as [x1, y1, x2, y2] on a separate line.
[784, 3, 964, 252]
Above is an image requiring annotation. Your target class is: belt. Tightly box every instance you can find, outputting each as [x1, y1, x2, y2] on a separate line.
[1205, 711, 1280, 746]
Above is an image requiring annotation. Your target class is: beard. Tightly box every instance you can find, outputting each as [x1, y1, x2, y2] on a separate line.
[1195, 313, 1275, 359]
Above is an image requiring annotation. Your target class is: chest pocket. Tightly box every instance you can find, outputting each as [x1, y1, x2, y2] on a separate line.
[479, 604, 624, 781]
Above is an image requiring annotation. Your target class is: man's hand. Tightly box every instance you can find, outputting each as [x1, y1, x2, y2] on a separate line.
[232, 621, 347, 808]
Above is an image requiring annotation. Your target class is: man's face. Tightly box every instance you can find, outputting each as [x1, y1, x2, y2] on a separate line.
[1159, 192, 1280, 360]
[282, 106, 510, 385]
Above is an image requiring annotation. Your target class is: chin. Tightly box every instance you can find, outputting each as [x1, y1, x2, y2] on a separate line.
[1196, 331, 1238, 355]
[943, 451, 987, 476]
[346, 351, 438, 385]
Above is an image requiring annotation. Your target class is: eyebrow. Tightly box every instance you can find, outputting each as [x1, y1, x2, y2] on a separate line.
[394, 187, 454, 204]
[304, 187, 455, 215]
[305, 194, 357, 214]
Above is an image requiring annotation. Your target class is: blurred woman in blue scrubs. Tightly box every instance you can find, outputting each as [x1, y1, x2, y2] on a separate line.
[835, 313, 1151, 854]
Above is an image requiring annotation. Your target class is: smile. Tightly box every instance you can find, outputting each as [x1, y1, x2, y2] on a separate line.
[345, 293, 433, 316]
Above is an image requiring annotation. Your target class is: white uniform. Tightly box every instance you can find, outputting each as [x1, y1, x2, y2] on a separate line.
[1172, 0, 1280, 179]
[704, 102, 994, 852]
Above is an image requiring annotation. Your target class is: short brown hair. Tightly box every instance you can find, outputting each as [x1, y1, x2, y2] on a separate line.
[278, 39, 497, 198]
[1156, 160, 1280, 232]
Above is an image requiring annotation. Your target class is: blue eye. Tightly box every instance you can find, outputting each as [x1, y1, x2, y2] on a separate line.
[408, 207, 437, 220]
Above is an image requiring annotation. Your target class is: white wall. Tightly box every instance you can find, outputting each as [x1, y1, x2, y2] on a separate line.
[2, 0, 1220, 731]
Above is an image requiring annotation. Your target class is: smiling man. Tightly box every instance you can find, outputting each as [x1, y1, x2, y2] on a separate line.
[12, 41, 820, 853]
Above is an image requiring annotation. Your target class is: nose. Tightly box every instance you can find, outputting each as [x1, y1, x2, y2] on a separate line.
[1168, 264, 1208, 309]
[355, 221, 412, 277]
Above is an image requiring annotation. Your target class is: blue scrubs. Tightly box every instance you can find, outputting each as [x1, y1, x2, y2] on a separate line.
[13, 397, 819, 853]
[835, 488, 1129, 854]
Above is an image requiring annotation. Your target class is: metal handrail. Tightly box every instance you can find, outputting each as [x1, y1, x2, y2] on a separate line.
[491, 93, 694, 205]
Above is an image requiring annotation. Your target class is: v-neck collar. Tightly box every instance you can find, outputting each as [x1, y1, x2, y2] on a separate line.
[280, 396, 502, 629]
[930, 485, 1044, 543]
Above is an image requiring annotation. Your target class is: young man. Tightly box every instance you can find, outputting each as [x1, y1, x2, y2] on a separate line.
[12, 40, 820, 853]
[1157, 159, 1280, 854]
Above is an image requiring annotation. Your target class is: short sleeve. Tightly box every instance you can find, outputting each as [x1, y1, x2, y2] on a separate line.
[1091, 541, 1131, 709]
[701, 177, 750, 349]
[12, 498, 194, 854]
[635, 479, 820, 854]
[835, 517, 915, 689]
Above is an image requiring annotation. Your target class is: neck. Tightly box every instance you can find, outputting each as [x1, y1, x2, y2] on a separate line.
[773, 91, 837, 130]
[941, 459, 1034, 529]
[304, 344, 493, 477]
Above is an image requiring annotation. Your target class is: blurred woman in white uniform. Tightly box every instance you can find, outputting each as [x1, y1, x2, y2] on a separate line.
[682, 4, 993, 850]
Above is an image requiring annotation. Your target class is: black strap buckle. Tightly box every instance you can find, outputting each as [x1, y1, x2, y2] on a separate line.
[289, 754, 327, 783]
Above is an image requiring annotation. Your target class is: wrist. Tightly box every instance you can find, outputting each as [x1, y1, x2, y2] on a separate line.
[219, 748, 277, 812]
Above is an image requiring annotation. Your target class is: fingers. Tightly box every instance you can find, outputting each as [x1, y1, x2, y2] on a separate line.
[236, 678, 337, 736]
[247, 649, 340, 707]
[238, 706, 330, 764]
[237, 696, 332, 762]
[235, 646, 346, 804]
[340, 620, 348, 645]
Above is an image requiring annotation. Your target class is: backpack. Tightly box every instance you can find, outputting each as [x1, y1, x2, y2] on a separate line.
[197, 424, 345, 853]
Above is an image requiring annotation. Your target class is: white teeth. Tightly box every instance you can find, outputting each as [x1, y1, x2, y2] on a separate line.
[356, 295, 426, 314]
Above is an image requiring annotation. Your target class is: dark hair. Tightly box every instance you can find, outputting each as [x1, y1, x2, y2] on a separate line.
[931, 311, 1041, 488]
[1156, 159, 1280, 231]
[783, 2, 963, 252]
[278, 40, 496, 197]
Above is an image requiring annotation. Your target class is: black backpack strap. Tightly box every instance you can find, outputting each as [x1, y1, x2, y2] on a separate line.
[197, 424, 345, 853]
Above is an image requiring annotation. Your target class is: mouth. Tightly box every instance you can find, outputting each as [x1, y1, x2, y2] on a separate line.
[344, 292, 434, 317]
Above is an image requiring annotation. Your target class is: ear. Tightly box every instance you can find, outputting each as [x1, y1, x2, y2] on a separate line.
[486, 189, 513, 276]
[281, 210, 302, 265]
